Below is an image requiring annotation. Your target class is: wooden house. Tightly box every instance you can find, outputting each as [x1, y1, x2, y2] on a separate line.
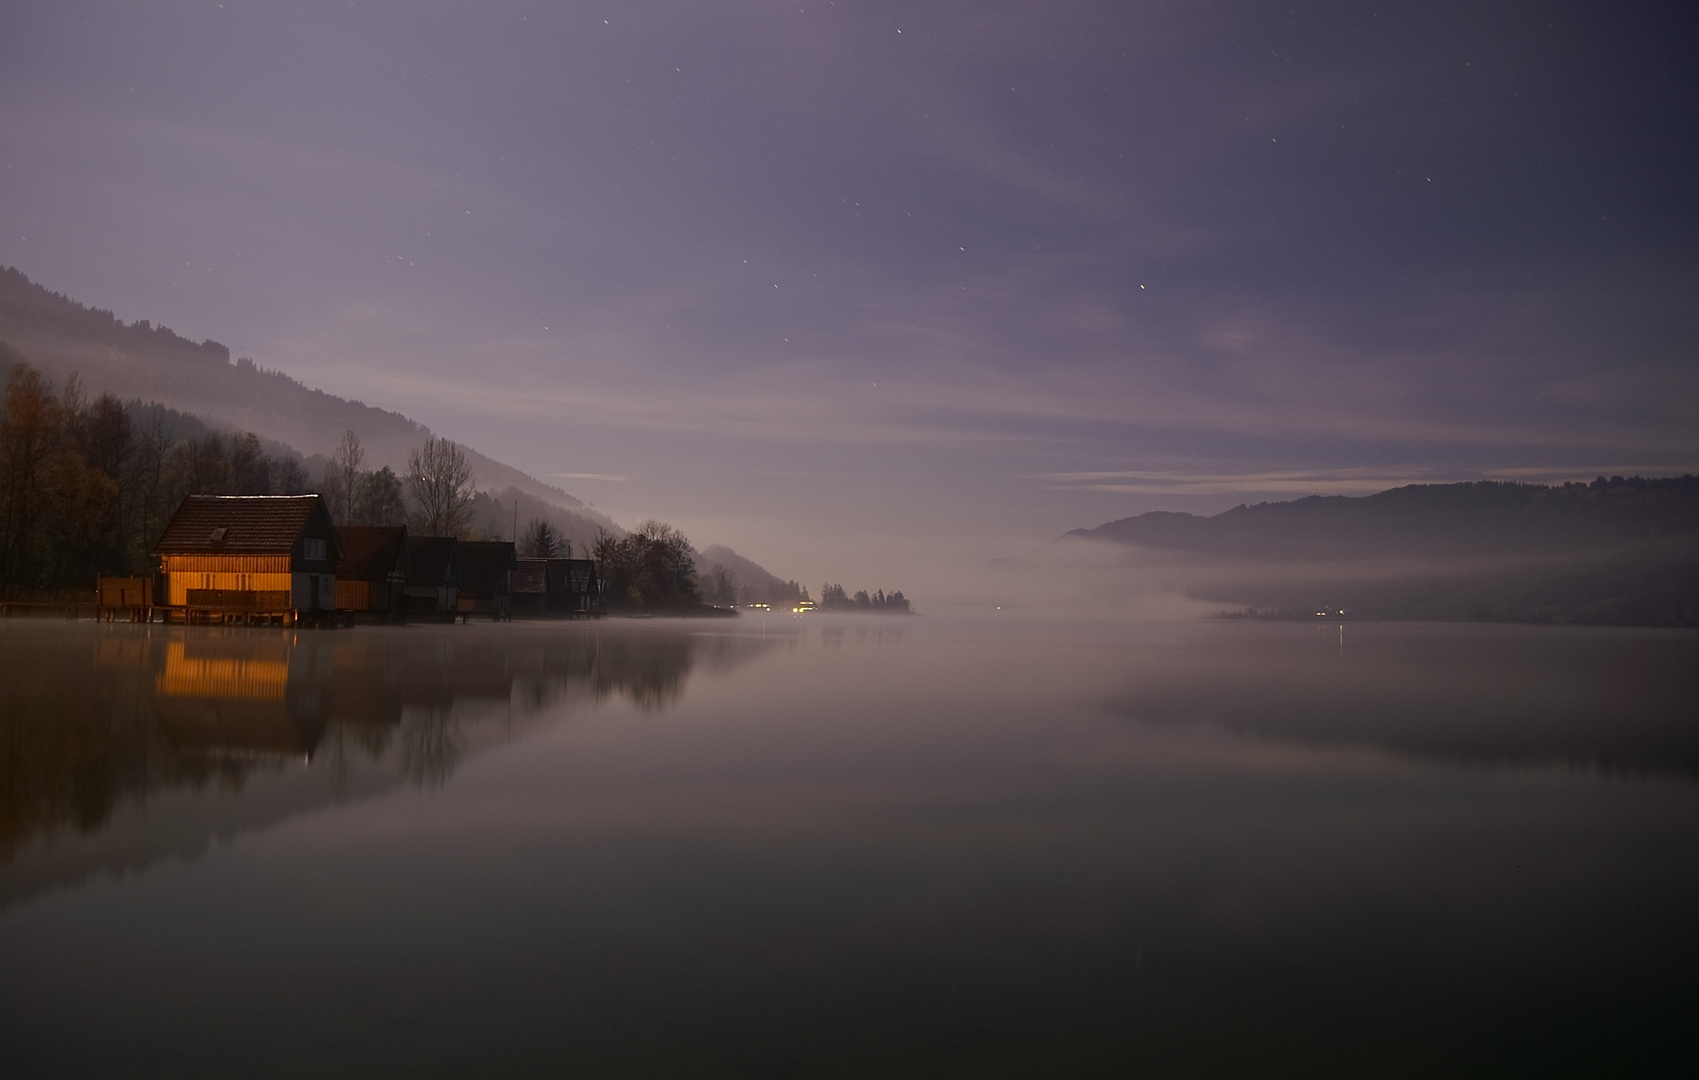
[550, 558, 602, 617]
[456, 541, 518, 620]
[403, 536, 460, 617]
[335, 525, 411, 618]
[512, 556, 602, 618]
[152, 495, 341, 624]
[511, 557, 550, 617]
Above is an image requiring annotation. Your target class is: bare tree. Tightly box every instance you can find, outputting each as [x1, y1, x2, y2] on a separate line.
[324, 429, 365, 523]
[270, 455, 312, 494]
[407, 436, 473, 538]
[130, 408, 176, 562]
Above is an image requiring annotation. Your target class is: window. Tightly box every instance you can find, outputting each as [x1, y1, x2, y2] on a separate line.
[302, 538, 328, 563]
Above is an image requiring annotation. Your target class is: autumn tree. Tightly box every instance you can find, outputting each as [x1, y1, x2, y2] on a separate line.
[0, 363, 62, 592]
[0, 362, 118, 593]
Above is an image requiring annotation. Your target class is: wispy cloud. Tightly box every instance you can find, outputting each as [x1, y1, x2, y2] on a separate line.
[1037, 465, 1698, 497]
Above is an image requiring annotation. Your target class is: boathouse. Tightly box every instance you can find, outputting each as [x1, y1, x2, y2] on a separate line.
[335, 525, 412, 619]
[152, 495, 342, 624]
[456, 541, 518, 620]
[550, 558, 602, 617]
[512, 556, 602, 618]
[511, 557, 550, 616]
[403, 535, 461, 617]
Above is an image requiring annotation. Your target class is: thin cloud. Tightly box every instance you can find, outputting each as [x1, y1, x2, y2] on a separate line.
[1038, 465, 1699, 498]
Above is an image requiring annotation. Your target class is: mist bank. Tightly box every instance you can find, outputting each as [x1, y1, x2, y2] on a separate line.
[1068, 478, 1699, 627]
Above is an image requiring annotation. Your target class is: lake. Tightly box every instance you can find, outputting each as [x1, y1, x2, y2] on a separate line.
[2, 615, 1696, 1077]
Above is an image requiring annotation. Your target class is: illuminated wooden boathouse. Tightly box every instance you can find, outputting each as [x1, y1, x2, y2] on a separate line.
[151, 495, 343, 625]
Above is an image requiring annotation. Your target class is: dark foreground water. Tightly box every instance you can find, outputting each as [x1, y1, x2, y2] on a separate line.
[1, 616, 1696, 1078]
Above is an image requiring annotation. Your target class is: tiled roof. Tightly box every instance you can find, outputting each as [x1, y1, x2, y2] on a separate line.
[513, 558, 549, 594]
[338, 526, 410, 580]
[152, 495, 327, 556]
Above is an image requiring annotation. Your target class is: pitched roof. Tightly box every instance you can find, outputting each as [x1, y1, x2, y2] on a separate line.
[549, 558, 598, 595]
[338, 525, 411, 581]
[152, 495, 330, 556]
[513, 558, 549, 595]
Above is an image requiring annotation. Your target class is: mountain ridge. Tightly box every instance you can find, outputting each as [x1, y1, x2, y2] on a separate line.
[1071, 478, 1699, 557]
[1068, 478, 1699, 626]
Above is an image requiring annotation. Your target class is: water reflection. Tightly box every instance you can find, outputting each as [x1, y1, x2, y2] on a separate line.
[0, 621, 780, 907]
[1105, 623, 1699, 777]
[2, 617, 1696, 1076]
[154, 638, 322, 759]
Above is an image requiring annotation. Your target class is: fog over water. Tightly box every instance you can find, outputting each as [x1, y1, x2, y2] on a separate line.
[2, 616, 1695, 1076]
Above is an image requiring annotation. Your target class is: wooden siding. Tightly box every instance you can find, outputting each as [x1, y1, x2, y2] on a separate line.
[98, 577, 153, 606]
[167, 571, 293, 605]
[162, 555, 291, 574]
[336, 580, 372, 611]
[184, 589, 293, 611]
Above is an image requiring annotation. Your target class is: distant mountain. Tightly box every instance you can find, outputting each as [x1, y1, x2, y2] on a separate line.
[0, 265, 611, 528]
[698, 545, 787, 596]
[1072, 479, 1699, 556]
[1070, 478, 1699, 626]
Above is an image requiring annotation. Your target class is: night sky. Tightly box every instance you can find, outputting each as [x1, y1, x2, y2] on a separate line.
[2, 1, 1695, 585]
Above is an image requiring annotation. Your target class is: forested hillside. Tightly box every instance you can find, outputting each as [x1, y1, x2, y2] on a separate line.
[0, 266, 604, 522]
[695, 544, 808, 608]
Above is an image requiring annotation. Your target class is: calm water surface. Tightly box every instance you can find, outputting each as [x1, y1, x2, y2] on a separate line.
[1, 616, 1696, 1077]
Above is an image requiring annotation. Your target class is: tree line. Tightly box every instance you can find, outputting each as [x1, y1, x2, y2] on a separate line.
[819, 583, 912, 613]
[1, 355, 517, 597]
[593, 520, 703, 610]
[0, 356, 329, 595]
[2, 354, 826, 616]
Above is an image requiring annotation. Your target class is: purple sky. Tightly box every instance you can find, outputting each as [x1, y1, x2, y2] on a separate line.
[3, 1, 1695, 586]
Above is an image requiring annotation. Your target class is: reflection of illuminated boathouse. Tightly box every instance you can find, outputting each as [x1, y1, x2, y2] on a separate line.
[152, 495, 343, 625]
[152, 638, 328, 760]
